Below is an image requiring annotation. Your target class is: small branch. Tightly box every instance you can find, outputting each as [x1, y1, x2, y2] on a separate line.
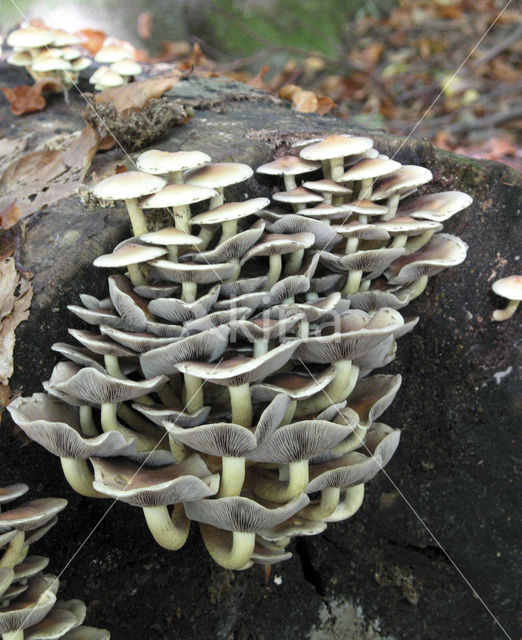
[447, 107, 522, 136]
[472, 24, 522, 67]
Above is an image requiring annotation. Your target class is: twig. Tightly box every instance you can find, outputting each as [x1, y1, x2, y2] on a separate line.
[447, 107, 522, 135]
[472, 24, 522, 67]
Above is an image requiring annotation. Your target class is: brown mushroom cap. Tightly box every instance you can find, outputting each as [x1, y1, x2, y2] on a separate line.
[91, 172, 166, 201]
[0, 590, 57, 633]
[397, 190, 473, 221]
[184, 163, 254, 189]
[257, 156, 320, 177]
[371, 165, 433, 200]
[0, 499, 67, 532]
[299, 135, 374, 161]
[272, 187, 323, 206]
[190, 198, 270, 226]
[491, 275, 522, 301]
[339, 157, 401, 181]
[141, 184, 217, 209]
[93, 243, 166, 268]
[136, 150, 211, 175]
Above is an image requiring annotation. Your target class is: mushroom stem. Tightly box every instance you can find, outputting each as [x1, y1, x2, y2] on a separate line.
[296, 319, 309, 338]
[200, 524, 255, 570]
[143, 503, 190, 550]
[342, 270, 363, 295]
[157, 384, 181, 408]
[197, 227, 215, 251]
[295, 360, 353, 417]
[407, 274, 429, 300]
[117, 405, 163, 438]
[267, 255, 282, 288]
[283, 175, 297, 191]
[172, 204, 191, 234]
[79, 405, 97, 435]
[168, 170, 183, 184]
[252, 459, 309, 503]
[183, 373, 204, 413]
[104, 355, 123, 378]
[390, 234, 408, 249]
[492, 299, 519, 321]
[345, 237, 360, 254]
[358, 177, 373, 200]
[328, 157, 345, 181]
[405, 229, 436, 253]
[332, 423, 368, 455]
[168, 436, 187, 462]
[4, 630, 24, 640]
[383, 193, 400, 220]
[219, 456, 246, 497]
[127, 263, 147, 287]
[285, 249, 304, 276]
[100, 402, 161, 451]
[209, 191, 224, 210]
[325, 484, 365, 522]
[181, 281, 197, 302]
[0, 530, 24, 568]
[60, 458, 105, 498]
[300, 487, 341, 521]
[253, 338, 269, 358]
[280, 400, 297, 425]
[125, 197, 148, 236]
[229, 383, 252, 428]
[220, 220, 238, 244]
[167, 245, 178, 262]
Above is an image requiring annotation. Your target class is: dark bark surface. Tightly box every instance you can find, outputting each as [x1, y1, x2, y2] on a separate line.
[1, 64, 520, 640]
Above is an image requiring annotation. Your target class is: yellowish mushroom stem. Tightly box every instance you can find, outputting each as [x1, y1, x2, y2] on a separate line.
[492, 299, 519, 321]
[267, 254, 282, 288]
[283, 175, 297, 191]
[229, 383, 252, 428]
[358, 177, 373, 200]
[172, 204, 191, 234]
[220, 220, 238, 244]
[104, 355, 123, 378]
[168, 170, 183, 184]
[251, 459, 309, 503]
[200, 524, 256, 570]
[79, 405, 97, 436]
[253, 338, 269, 358]
[325, 484, 365, 522]
[125, 198, 148, 236]
[295, 360, 353, 417]
[218, 457, 246, 497]
[383, 193, 400, 220]
[407, 274, 429, 300]
[183, 373, 204, 413]
[0, 530, 25, 568]
[4, 630, 24, 640]
[285, 249, 304, 276]
[143, 503, 189, 550]
[299, 487, 341, 521]
[168, 436, 187, 462]
[181, 282, 197, 302]
[404, 229, 436, 253]
[342, 269, 363, 295]
[127, 263, 147, 287]
[100, 403, 161, 451]
[60, 458, 105, 498]
[345, 236, 360, 254]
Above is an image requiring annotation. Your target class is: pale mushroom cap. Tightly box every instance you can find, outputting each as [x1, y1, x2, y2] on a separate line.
[92, 172, 166, 201]
[32, 56, 73, 72]
[342, 199, 388, 215]
[492, 275, 522, 301]
[71, 57, 92, 71]
[51, 29, 82, 46]
[256, 155, 320, 176]
[136, 149, 211, 175]
[371, 165, 433, 200]
[0, 499, 68, 532]
[7, 27, 54, 48]
[0, 484, 29, 504]
[93, 243, 167, 268]
[95, 70, 125, 88]
[299, 135, 374, 161]
[373, 216, 442, 235]
[110, 58, 142, 76]
[339, 157, 401, 181]
[60, 46, 82, 60]
[141, 184, 217, 208]
[140, 227, 202, 246]
[302, 179, 352, 195]
[272, 187, 323, 205]
[398, 191, 473, 221]
[94, 44, 132, 63]
[7, 51, 33, 66]
[184, 163, 254, 189]
[191, 198, 270, 225]
[0, 590, 56, 633]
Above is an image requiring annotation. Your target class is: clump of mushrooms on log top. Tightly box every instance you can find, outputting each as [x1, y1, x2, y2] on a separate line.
[7, 136, 471, 570]
[0, 484, 110, 639]
[5, 24, 145, 92]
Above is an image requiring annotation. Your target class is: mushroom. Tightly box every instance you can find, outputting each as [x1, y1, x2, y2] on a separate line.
[184, 162, 254, 210]
[371, 165, 433, 219]
[338, 156, 401, 200]
[272, 187, 323, 213]
[184, 493, 309, 569]
[491, 275, 522, 321]
[299, 135, 374, 180]
[256, 155, 320, 192]
[93, 242, 167, 287]
[91, 172, 166, 236]
[136, 150, 210, 184]
[139, 227, 202, 262]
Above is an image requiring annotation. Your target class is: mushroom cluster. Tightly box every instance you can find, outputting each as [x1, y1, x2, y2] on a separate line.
[0, 483, 109, 639]
[8, 136, 470, 571]
[6, 26, 91, 88]
[6, 26, 143, 92]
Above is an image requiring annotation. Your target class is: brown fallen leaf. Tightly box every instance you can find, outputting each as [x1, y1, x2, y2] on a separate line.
[1, 78, 65, 116]
[75, 29, 106, 55]
[0, 124, 100, 219]
[0, 258, 33, 389]
[94, 72, 182, 115]
[0, 201, 21, 230]
[291, 88, 318, 113]
[316, 95, 336, 116]
[247, 65, 270, 90]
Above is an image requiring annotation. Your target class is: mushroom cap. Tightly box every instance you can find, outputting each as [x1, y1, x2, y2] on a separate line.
[148, 285, 220, 323]
[110, 58, 142, 76]
[31, 56, 72, 72]
[338, 157, 401, 181]
[268, 215, 341, 250]
[346, 374, 402, 426]
[136, 149, 211, 175]
[93, 242, 167, 268]
[7, 27, 54, 48]
[24, 605, 81, 639]
[491, 275, 522, 301]
[7, 51, 33, 66]
[228, 314, 304, 342]
[184, 493, 309, 532]
[149, 259, 235, 284]
[91, 456, 218, 507]
[68, 328, 134, 358]
[342, 199, 388, 215]
[0, 484, 29, 505]
[0, 590, 56, 633]
[256, 155, 320, 177]
[70, 57, 92, 71]
[373, 216, 442, 235]
[386, 233, 468, 284]
[51, 29, 82, 46]
[398, 190, 473, 221]
[140, 227, 202, 247]
[132, 404, 211, 428]
[94, 70, 125, 89]
[184, 163, 254, 189]
[332, 221, 390, 241]
[299, 135, 374, 161]
[251, 367, 337, 402]
[94, 44, 132, 63]
[241, 232, 315, 262]
[184, 223, 265, 264]
[141, 184, 217, 209]
[371, 165, 433, 200]
[91, 172, 166, 201]
[272, 187, 323, 205]
[190, 198, 270, 226]
[166, 422, 257, 457]
[0, 499, 67, 532]
[302, 179, 353, 196]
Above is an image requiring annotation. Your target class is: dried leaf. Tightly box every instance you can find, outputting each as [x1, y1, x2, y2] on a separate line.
[0, 124, 99, 219]
[0, 383, 10, 419]
[94, 73, 181, 115]
[247, 65, 270, 90]
[75, 29, 106, 55]
[316, 96, 336, 116]
[1, 78, 65, 116]
[279, 84, 300, 101]
[0, 202, 21, 230]
[0, 258, 33, 386]
[291, 89, 318, 113]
